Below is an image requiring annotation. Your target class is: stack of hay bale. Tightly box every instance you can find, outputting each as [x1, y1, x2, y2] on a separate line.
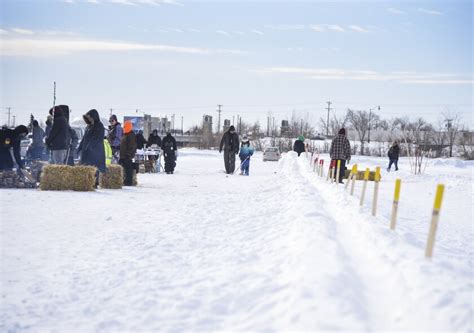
[40, 165, 96, 191]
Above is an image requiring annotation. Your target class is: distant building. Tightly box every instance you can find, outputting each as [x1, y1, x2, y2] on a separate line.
[123, 115, 170, 138]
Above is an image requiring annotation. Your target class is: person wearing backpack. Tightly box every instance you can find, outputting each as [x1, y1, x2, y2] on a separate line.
[161, 131, 177, 174]
[387, 140, 400, 172]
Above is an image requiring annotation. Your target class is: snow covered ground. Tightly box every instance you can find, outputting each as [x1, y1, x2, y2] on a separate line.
[1, 148, 473, 332]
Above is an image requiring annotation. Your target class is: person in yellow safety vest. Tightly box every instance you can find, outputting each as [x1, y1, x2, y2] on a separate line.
[103, 137, 113, 167]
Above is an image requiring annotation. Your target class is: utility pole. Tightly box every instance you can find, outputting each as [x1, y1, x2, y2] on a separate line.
[326, 101, 332, 137]
[12, 115, 16, 127]
[6, 107, 11, 127]
[216, 104, 222, 134]
[172, 114, 175, 133]
[110, 108, 113, 116]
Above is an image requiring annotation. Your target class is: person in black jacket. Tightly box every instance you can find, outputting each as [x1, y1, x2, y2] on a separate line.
[219, 125, 240, 174]
[147, 129, 161, 148]
[293, 135, 306, 156]
[135, 130, 148, 150]
[387, 140, 400, 172]
[77, 109, 106, 184]
[0, 125, 29, 171]
[45, 106, 70, 164]
[161, 132, 177, 174]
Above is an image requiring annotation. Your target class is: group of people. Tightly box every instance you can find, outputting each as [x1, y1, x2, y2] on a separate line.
[219, 125, 254, 176]
[0, 107, 179, 186]
[2, 112, 401, 182]
[294, 127, 400, 183]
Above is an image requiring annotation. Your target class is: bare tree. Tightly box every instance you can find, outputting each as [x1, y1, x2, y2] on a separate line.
[443, 112, 461, 157]
[347, 109, 371, 155]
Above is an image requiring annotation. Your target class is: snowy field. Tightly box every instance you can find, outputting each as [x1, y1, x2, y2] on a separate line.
[1, 148, 473, 332]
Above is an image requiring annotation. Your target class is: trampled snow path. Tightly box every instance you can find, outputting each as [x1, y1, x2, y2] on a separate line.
[1, 149, 472, 332]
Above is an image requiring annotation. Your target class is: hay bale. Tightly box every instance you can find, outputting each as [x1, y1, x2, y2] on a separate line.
[70, 166, 96, 191]
[99, 164, 123, 189]
[40, 165, 96, 191]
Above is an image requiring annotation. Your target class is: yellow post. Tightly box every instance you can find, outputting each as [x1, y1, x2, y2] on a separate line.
[425, 184, 445, 258]
[335, 160, 341, 185]
[359, 168, 370, 206]
[372, 167, 381, 216]
[390, 179, 402, 230]
[350, 164, 358, 195]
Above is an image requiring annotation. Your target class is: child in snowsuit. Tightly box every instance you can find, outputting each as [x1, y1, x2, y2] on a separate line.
[238, 137, 254, 176]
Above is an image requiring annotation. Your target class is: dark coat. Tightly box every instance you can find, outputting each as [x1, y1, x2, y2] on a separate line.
[135, 133, 147, 150]
[162, 134, 177, 154]
[330, 134, 351, 161]
[45, 107, 69, 150]
[147, 131, 162, 147]
[77, 109, 106, 172]
[0, 125, 28, 170]
[388, 144, 400, 160]
[120, 131, 137, 160]
[293, 140, 305, 156]
[219, 130, 239, 154]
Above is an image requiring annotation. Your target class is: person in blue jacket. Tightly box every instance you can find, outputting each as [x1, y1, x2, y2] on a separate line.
[238, 136, 254, 176]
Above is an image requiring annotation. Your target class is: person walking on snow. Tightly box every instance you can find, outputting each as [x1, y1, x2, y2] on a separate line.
[119, 121, 137, 186]
[161, 132, 177, 174]
[219, 125, 239, 174]
[293, 135, 306, 156]
[330, 128, 351, 184]
[387, 140, 400, 172]
[238, 136, 254, 176]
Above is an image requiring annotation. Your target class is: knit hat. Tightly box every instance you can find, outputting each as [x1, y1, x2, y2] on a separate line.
[229, 125, 235, 132]
[123, 121, 133, 134]
[298, 135, 304, 141]
[338, 128, 346, 135]
[109, 114, 118, 123]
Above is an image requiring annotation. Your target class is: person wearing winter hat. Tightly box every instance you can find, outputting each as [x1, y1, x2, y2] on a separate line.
[0, 125, 29, 170]
[293, 135, 306, 156]
[238, 135, 254, 176]
[119, 121, 137, 185]
[219, 125, 240, 174]
[330, 127, 351, 184]
[161, 131, 178, 174]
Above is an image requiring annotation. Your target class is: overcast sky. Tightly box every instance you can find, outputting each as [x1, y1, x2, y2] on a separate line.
[1, 0, 472, 131]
